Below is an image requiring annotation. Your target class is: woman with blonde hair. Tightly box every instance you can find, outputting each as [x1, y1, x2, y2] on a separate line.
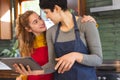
[14, 10, 54, 80]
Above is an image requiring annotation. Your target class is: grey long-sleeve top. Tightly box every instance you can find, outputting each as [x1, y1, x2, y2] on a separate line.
[42, 17, 103, 74]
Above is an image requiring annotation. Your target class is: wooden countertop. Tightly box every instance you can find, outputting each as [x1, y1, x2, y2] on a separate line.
[0, 70, 19, 78]
[0, 61, 19, 78]
[96, 60, 120, 72]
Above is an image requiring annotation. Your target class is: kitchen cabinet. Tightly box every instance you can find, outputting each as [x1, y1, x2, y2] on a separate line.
[0, 0, 12, 40]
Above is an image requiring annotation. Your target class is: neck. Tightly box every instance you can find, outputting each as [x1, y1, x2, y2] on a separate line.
[60, 11, 75, 32]
[34, 32, 44, 37]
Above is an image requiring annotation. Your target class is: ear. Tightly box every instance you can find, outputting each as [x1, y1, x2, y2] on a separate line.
[25, 27, 32, 32]
[54, 5, 61, 12]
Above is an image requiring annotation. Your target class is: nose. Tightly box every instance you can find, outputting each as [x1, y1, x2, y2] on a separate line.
[39, 19, 44, 25]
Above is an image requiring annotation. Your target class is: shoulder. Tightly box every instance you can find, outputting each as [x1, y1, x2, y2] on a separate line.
[46, 24, 58, 39]
[77, 17, 97, 32]
[47, 24, 58, 33]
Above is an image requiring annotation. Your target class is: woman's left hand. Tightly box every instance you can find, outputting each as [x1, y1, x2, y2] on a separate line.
[55, 52, 77, 74]
[13, 64, 44, 75]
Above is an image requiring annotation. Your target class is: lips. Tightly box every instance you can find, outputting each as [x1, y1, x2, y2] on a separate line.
[40, 25, 47, 30]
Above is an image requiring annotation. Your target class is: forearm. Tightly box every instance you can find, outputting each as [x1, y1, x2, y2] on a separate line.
[81, 54, 102, 66]
[42, 61, 55, 74]
[74, 52, 102, 66]
[41, 46, 56, 74]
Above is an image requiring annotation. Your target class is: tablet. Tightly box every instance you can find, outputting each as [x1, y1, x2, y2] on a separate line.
[0, 57, 43, 71]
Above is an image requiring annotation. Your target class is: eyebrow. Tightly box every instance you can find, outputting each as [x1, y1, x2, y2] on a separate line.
[32, 17, 39, 24]
[31, 15, 41, 24]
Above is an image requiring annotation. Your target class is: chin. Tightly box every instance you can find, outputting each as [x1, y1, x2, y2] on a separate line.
[43, 28, 47, 31]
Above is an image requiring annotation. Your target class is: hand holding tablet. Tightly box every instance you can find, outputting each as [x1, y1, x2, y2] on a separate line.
[0, 57, 43, 72]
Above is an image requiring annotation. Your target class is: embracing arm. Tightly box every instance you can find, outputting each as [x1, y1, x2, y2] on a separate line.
[41, 28, 56, 74]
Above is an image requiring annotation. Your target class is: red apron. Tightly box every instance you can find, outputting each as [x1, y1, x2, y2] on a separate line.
[28, 46, 53, 80]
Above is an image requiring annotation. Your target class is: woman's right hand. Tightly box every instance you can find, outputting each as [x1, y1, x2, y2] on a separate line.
[16, 76, 22, 80]
[13, 63, 44, 75]
[81, 15, 96, 24]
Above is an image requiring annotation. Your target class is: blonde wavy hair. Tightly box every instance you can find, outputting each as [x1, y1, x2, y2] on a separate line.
[15, 11, 36, 57]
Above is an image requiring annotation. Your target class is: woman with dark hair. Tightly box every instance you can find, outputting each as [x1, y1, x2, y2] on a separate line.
[39, 0, 103, 80]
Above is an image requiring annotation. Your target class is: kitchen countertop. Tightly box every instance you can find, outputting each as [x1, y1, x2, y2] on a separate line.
[0, 61, 11, 70]
[96, 60, 120, 72]
[0, 61, 19, 78]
